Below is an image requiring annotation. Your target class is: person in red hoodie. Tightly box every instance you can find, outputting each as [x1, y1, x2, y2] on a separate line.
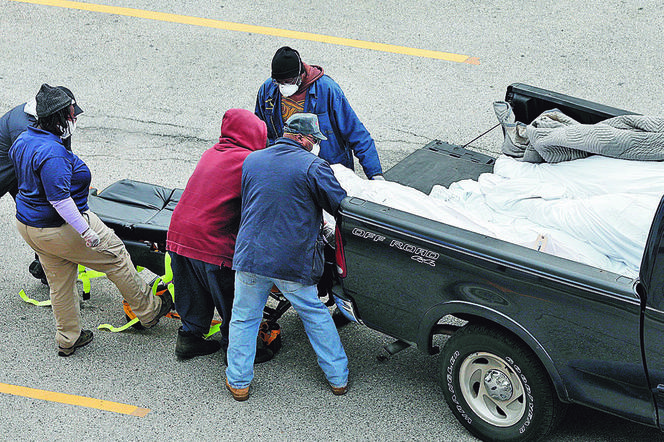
[166, 109, 268, 360]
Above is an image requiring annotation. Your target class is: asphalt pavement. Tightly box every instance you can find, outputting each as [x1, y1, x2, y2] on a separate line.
[1, 0, 664, 441]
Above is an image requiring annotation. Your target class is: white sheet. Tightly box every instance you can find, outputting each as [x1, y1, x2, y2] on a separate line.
[332, 155, 664, 278]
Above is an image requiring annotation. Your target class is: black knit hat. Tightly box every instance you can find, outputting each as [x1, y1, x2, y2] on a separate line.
[271, 46, 303, 80]
[35, 84, 72, 118]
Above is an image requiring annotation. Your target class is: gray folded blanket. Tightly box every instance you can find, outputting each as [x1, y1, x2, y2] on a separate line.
[494, 101, 664, 163]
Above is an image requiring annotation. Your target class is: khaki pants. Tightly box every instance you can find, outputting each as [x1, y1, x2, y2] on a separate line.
[16, 212, 161, 349]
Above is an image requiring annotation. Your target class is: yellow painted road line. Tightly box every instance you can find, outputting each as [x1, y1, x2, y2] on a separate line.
[8, 0, 479, 64]
[0, 382, 150, 417]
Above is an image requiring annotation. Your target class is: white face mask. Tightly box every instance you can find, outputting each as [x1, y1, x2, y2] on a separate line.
[61, 119, 76, 139]
[279, 83, 299, 97]
[311, 140, 321, 156]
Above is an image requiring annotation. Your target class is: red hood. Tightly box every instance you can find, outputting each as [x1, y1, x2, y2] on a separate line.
[217, 108, 267, 151]
[299, 63, 324, 90]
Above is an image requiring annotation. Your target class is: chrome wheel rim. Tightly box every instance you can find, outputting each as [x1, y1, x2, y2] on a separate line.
[458, 351, 526, 427]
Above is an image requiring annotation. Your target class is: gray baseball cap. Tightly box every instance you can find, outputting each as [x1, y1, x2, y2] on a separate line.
[283, 113, 327, 141]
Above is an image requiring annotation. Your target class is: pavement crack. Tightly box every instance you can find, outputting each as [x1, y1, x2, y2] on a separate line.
[377, 137, 433, 145]
[390, 128, 432, 139]
[82, 125, 209, 144]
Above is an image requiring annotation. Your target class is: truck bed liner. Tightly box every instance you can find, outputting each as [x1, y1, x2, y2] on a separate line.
[383, 141, 495, 193]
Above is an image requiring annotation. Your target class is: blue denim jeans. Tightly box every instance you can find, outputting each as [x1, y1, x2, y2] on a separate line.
[226, 271, 348, 389]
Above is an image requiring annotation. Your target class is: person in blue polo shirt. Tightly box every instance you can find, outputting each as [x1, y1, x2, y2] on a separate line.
[225, 113, 349, 401]
[0, 87, 80, 284]
[10, 84, 173, 357]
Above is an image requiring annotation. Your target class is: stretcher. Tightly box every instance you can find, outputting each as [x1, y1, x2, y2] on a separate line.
[87, 179, 181, 278]
[22, 178, 337, 344]
[86, 178, 312, 325]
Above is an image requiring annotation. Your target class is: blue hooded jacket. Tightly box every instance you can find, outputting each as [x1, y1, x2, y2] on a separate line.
[233, 137, 347, 286]
[255, 74, 383, 179]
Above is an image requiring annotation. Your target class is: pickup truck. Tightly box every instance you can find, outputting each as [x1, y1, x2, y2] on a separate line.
[331, 84, 664, 441]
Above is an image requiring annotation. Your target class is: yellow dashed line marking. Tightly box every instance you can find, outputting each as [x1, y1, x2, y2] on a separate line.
[9, 0, 479, 64]
[0, 382, 150, 416]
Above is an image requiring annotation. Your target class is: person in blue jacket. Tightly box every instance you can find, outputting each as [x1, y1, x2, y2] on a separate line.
[225, 113, 349, 401]
[0, 100, 35, 200]
[255, 46, 384, 180]
[1, 87, 81, 284]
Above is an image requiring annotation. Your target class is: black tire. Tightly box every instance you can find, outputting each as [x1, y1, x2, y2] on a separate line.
[440, 323, 565, 442]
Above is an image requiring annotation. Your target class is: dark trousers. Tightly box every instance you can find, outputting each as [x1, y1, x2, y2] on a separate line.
[169, 252, 234, 348]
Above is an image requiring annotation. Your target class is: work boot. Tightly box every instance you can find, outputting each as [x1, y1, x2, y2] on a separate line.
[58, 330, 94, 357]
[225, 379, 249, 401]
[330, 382, 348, 396]
[29, 258, 48, 285]
[175, 328, 221, 360]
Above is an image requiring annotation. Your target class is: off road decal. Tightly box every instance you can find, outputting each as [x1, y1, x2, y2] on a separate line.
[350, 228, 439, 267]
[390, 240, 439, 267]
[351, 228, 386, 242]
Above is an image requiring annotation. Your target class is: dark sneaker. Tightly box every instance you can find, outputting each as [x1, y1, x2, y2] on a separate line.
[142, 294, 174, 329]
[175, 328, 221, 360]
[58, 330, 94, 357]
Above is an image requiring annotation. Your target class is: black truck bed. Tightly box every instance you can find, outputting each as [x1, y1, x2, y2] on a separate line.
[383, 141, 495, 193]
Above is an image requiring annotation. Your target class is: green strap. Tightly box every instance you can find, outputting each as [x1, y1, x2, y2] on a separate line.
[19, 288, 144, 332]
[76, 265, 143, 296]
[77, 265, 107, 297]
[204, 323, 221, 338]
[97, 317, 140, 332]
[151, 253, 175, 301]
[22, 255, 170, 334]
[19, 289, 51, 307]
[98, 255, 173, 333]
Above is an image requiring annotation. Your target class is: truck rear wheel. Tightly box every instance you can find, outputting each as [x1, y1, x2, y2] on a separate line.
[439, 323, 563, 441]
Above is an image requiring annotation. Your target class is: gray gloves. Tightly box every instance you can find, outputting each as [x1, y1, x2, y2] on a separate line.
[322, 221, 335, 247]
[81, 227, 100, 248]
